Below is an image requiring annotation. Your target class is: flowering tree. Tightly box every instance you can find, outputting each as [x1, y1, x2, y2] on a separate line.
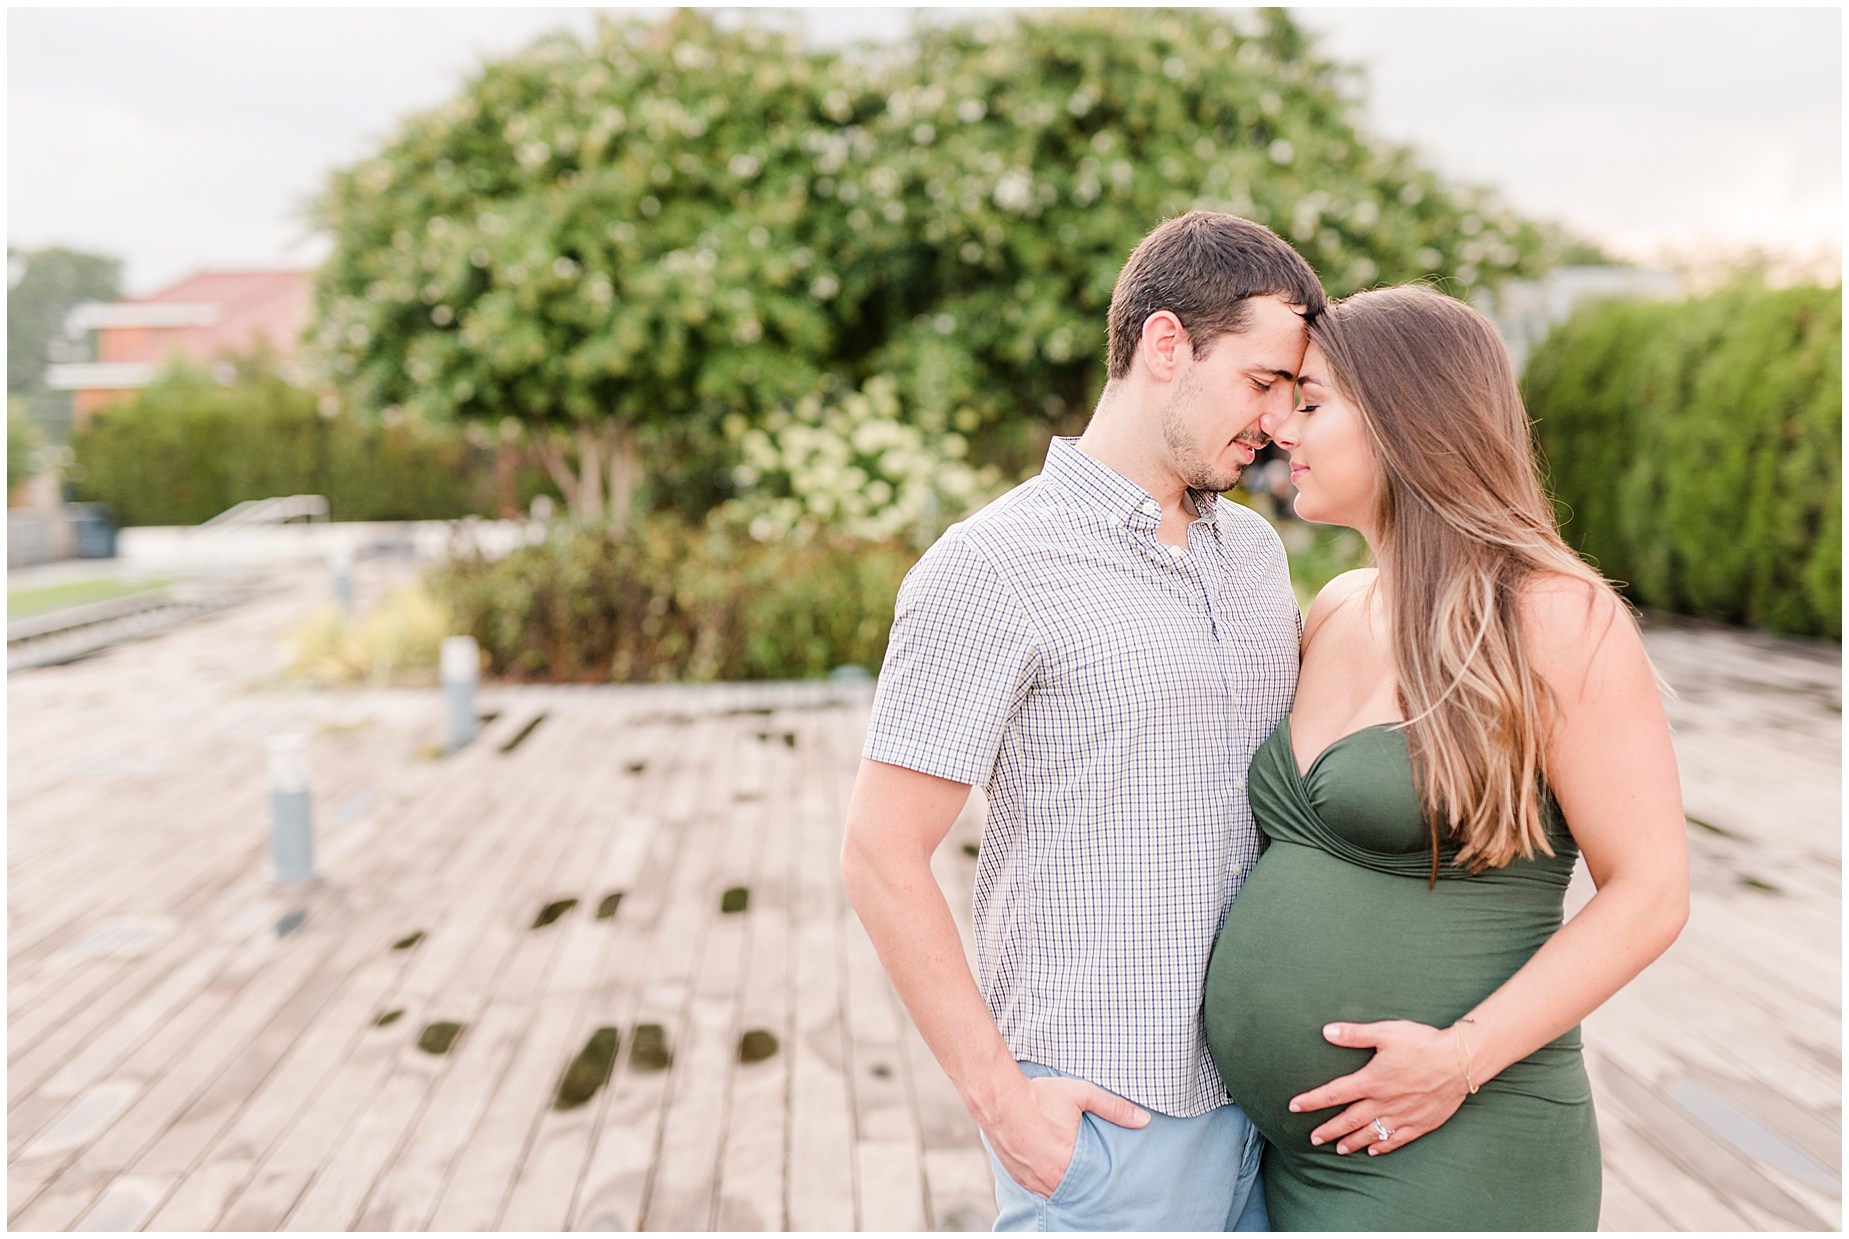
[312, 13, 880, 526]
[313, 8, 1571, 529]
[853, 9, 1558, 469]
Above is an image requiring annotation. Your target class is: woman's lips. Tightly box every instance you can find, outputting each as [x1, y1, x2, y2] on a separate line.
[1289, 463, 1309, 482]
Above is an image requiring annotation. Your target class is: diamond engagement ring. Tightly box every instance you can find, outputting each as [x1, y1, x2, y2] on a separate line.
[1370, 1118, 1394, 1142]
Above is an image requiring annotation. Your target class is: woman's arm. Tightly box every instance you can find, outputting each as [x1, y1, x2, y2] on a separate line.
[1287, 574, 1690, 1155]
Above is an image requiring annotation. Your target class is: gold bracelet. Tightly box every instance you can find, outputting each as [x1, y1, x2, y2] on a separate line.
[1454, 1017, 1480, 1095]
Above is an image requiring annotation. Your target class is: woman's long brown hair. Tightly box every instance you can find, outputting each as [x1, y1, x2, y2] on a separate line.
[1310, 285, 1626, 876]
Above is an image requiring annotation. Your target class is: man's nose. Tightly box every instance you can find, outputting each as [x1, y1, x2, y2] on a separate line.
[1259, 403, 1291, 440]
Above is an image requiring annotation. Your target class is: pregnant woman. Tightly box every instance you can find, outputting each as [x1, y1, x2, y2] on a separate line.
[1204, 286, 1689, 1230]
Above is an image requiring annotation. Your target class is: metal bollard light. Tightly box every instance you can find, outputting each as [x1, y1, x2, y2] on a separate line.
[267, 734, 317, 882]
[441, 635, 480, 753]
[329, 541, 354, 610]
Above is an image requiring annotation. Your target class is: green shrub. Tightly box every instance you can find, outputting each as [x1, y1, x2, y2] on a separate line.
[70, 361, 535, 525]
[286, 582, 453, 686]
[1526, 281, 1841, 638]
[429, 516, 915, 682]
[8, 398, 41, 496]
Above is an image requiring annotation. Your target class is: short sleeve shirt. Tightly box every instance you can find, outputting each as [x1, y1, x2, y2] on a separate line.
[863, 436, 1301, 1117]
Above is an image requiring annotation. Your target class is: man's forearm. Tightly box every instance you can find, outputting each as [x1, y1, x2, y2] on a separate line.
[840, 761, 1148, 1197]
[841, 837, 1024, 1123]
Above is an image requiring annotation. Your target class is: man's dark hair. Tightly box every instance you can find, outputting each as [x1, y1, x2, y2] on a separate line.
[1105, 211, 1325, 380]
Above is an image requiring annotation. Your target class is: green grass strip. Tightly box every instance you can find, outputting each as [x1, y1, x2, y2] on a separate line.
[7, 577, 170, 620]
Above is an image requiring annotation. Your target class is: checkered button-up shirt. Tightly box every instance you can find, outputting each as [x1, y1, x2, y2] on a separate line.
[864, 436, 1301, 1118]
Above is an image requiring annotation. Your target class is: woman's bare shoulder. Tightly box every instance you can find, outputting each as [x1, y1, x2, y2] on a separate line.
[1303, 568, 1378, 651]
[1521, 569, 1630, 639]
[1519, 569, 1644, 698]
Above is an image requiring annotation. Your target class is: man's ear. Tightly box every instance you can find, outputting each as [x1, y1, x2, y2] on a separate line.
[1138, 311, 1191, 383]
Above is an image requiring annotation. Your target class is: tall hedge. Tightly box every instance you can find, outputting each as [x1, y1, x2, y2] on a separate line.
[1526, 281, 1841, 638]
[71, 362, 518, 526]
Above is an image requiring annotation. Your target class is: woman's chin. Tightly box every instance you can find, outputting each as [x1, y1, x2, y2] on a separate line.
[1291, 497, 1329, 526]
[1290, 494, 1357, 531]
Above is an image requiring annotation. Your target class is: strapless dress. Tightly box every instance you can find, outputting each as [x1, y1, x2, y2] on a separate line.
[1204, 717, 1600, 1231]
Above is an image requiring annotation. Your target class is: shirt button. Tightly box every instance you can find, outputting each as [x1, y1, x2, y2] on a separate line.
[1232, 776, 1246, 791]
[1141, 499, 1160, 517]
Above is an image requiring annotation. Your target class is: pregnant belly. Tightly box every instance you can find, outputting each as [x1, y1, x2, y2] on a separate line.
[1204, 840, 1569, 1150]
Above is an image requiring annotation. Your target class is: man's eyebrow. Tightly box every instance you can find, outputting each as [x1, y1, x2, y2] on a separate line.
[1256, 367, 1297, 381]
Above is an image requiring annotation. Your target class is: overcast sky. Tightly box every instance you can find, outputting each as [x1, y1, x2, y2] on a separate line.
[8, 6, 1841, 295]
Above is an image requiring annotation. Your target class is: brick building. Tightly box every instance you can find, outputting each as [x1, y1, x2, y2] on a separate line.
[46, 269, 312, 426]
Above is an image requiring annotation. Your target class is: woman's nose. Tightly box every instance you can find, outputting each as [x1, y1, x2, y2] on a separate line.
[1262, 407, 1297, 447]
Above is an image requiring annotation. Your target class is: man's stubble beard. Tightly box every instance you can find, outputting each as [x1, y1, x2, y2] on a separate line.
[1159, 369, 1252, 495]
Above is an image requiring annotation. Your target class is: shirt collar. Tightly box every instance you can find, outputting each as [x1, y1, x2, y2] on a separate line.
[1042, 436, 1224, 533]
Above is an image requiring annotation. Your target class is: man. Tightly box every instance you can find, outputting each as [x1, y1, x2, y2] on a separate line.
[840, 212, 1322, 1230]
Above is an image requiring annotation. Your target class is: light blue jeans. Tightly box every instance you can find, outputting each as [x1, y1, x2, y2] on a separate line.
[985, 1062, 1268, 1232]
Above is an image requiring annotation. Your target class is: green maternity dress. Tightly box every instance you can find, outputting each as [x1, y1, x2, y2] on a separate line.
[1204, 718, 1601, 1231]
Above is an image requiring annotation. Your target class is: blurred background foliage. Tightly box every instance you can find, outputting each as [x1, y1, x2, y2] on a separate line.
[432, 519, 914, 682]
[53, 7, 1840, 681]
[9, 401, 43, 495]
[311, 5, 1558, 680]
[1528, 279, 1841, 638]
[71, 354, 552, 526]
[309, 8, 1559, 527]
[288, 581, 454, 687]
[722, 374, 1005, 545]
[8, 245, 123, 449]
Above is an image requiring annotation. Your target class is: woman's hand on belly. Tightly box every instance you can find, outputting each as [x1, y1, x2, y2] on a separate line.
[1287, 1019, 1470, 1155]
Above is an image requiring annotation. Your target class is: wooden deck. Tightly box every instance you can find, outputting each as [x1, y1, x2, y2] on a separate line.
[7, 562, 1840, 1231]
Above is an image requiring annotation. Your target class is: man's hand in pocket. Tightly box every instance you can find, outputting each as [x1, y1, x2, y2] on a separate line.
[983, 1074, 1150, 1198]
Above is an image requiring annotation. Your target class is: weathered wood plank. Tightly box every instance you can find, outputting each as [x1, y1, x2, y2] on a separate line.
[495, 725, 683, 1232]
[714, 732, 796, 1233]
[5, 570, 1834, 1235]
[843, 911, 927, 1230]
[922, 1147, 999, 1233]
[785, 708, 858, 1232]
[568, 719, 733, 1232]
[561, 797, 707, 1229]
[1598, 1162, 1675, 1232]
[409, 824, 627, 1225]
[10, 921, 342, 1222]
[263, 714, 623, 1231]
[640, 712, 784, 1233]
[158, 696, 615, 1229]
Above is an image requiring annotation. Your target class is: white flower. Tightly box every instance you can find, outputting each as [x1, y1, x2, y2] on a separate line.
[720, 375, 1007, 547]
[993, 170, 1033, 212]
